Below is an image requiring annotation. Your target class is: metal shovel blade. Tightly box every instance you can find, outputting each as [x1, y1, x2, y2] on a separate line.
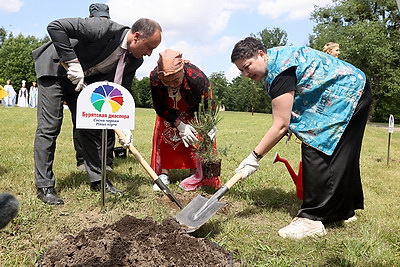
[175, 188, 227, 232]
[175, 173, 242, 232]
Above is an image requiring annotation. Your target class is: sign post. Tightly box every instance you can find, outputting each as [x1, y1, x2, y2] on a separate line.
[387, 114, 394, 166]
[76, 81, 135, 208]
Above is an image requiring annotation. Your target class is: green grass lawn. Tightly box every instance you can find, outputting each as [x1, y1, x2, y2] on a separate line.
[0, 105, 399, 266]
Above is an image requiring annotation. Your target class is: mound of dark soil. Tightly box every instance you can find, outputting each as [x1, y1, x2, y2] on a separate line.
[38, 215, 236, 266]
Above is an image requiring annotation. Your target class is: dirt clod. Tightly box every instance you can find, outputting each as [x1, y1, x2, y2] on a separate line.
[38, 215, 236, 266]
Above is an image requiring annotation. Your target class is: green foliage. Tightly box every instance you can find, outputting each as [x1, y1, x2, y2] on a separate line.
[310, 0, 400, 122]
[0, 26, 7, 48]
[251, 27, 289, 48]
[209, 71, 228, 105]
[191, 96, 221, 163]
[224, 75, 271, 113]
[0, 32, 47, 91]
[210, 72, 269, 113]
[253, 85, 272, 114]
[131, 76, 152, 108]
[130, 77, 140, 102]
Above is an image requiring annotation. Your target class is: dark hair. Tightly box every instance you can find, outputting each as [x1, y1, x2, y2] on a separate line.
[231, 37, 265, 63]
[131, 18, 162, 38]
[89, 3, 110, 19]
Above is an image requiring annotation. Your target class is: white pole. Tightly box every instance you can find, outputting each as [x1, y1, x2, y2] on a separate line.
[387, 114, 394, 166]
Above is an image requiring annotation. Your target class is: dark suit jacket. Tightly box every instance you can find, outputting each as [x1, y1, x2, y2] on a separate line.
[32, 17, 143, 90]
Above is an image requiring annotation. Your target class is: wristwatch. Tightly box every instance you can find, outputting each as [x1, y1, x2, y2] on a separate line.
[252, 151, 263, 160]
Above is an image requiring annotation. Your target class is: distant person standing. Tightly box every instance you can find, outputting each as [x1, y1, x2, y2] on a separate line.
[2, 80, 16, 107]
[29, 81, 39, 108]
[323, 42, 340, 58]
[17, 80, 29, 107]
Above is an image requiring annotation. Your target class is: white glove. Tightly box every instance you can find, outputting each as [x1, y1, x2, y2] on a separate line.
[207, 126, 217, 141]
[118, 130, 132, 148]
[176, 121, 198, 147]
[66, 61, 85, 91]
[74, 79, 86, 92]
[235, 152, 260, 179]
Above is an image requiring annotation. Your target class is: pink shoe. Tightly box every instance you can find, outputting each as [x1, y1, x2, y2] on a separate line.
[179, 174, 203, 191]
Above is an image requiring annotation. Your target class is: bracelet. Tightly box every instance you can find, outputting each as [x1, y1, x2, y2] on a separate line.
[252, 151, 263, 160]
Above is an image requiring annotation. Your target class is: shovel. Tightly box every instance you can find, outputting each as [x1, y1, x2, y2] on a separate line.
[175, 172, 242, 232]
[114, 129, 183, 209]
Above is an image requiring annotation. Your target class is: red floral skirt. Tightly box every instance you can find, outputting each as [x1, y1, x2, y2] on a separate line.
[151, 115, 196, 175]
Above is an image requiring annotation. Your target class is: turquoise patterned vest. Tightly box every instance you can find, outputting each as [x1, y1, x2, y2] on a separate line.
[264, 46, 366, 155]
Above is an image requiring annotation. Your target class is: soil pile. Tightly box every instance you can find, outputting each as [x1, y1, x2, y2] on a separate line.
[38, 215, 236, 266]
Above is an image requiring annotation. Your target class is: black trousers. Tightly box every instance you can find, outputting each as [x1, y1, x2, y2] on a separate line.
[73, 127, 114, 167]
[34, 76, 114, 188]
[298, 83, 372, 222]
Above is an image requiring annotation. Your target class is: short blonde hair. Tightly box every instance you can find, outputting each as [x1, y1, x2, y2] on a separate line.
[323, 42, 339, 53]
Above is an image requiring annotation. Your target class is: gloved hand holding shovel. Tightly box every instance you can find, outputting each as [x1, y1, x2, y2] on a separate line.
[235, 151, 261, 179]
[118, 129, 133, 148]
[176, 150, 263, 232]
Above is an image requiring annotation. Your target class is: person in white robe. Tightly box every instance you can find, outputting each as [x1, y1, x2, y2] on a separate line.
[29, 81, 39, 108]
[17, 80, 29, 107]
[2, 80, 16, 107]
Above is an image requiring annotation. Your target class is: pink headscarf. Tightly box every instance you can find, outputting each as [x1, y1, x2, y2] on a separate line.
[157, 49, 185, 76]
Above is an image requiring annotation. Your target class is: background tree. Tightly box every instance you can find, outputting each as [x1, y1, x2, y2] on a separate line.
[0, 27, 7, 48]
[310, 0, 400, 122]
[132, 77, 152, 108]
[252, 85, 272, 114]
[130, 77, 140, 106]
[209, 72, 228, 107]
[0, 32, 47, 90]
[224, 75, 258, 112]
[252, 27, 289, 49]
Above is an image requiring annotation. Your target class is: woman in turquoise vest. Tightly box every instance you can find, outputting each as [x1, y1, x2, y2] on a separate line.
[231, 37, 372, 239]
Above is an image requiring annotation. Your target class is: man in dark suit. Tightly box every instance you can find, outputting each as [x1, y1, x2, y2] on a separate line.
[89, 3, 110, 18]
[32, 17, 162, 205]
[74, 3, 114, 172]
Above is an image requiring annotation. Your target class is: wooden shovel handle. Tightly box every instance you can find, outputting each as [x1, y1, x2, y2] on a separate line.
[224, 172, 243, 189]
[114, 129, 159, 182]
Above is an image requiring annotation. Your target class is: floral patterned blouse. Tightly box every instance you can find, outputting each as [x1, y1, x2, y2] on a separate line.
[150, 62, 210, 126]
[265, 46, 366, 155]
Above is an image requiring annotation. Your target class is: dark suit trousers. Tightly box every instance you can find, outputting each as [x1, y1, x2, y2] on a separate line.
[34, 76, 112, 188]
[73, 127, 114, 167]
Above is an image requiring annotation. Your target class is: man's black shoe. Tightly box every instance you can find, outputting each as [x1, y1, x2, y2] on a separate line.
[37, 187, 64, 205]
[90, 180, 123, 194]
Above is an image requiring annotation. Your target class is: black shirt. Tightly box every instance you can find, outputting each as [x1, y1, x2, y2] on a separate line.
[269, 66, 297, 99]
